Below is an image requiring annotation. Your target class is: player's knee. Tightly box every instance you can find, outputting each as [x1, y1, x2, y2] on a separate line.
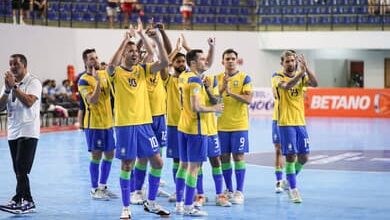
[233, 153, 245, 161]
[209, 156, 221, 167]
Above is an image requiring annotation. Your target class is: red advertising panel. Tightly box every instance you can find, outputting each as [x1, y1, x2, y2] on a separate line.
[305, 88, 390, 118]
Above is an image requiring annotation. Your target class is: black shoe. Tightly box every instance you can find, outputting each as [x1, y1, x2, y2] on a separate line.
[19, 200, 36, 214]
[0, 200, 22, 214]
[143, 200, 170, 216]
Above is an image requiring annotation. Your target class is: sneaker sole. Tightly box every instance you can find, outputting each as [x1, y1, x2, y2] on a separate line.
[0, 207, 22, 215]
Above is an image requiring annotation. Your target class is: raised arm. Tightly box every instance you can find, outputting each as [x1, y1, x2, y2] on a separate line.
[107, 33, 131, 76]
[181, 33, 191, 52]
[298, 54, 318, 87]
[205, 37, 215, 69]
[154, 22, 172, 54]
[148, 29, 169, 74]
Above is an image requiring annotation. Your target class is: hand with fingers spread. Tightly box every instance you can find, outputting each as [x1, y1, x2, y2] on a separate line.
[175, 36, 182, 51]
[136, 17, 144, 34]
[297, 54, 307, 73]
[181, 33, 191, 51]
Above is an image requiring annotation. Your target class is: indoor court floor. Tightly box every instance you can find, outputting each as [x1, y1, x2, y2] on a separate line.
[0, 117, 389, 220]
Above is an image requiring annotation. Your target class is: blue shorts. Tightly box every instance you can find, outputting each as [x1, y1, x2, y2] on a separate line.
[152, 115, 167, 147]
[272, 120, 281, 144]
[207, 135, 221, 158]
[115, 124, 160, 160]
[178, 131, 207, 162]
[279, 126, 310, 156]
[218, 131, 249, 154]
[84, 128, 115, 152]
[166, 126, 180, 159]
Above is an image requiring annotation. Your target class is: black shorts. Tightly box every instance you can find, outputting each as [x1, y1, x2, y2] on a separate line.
[12, 0, 31, 11]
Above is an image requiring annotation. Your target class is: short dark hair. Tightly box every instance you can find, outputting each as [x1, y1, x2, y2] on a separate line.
[173, 52, 185, 62]
[10, 54, 27, 67]
[222, 49, 238, 60]
[82, 48, 96, 61]
[186, 49, 203, 66]
[280, 50, 296, 62]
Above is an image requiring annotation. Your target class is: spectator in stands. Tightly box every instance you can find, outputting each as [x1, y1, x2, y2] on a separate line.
[380, 0, 390, 15]
[106, 0, 119, 29]
[368, 0, 379, 15]
[42, 79, 56, 104]
[12, 0, 32, 25]
[56, 79, 73, 102]
[133, 1, 145, 17]
[121, 0, 136, 28]
[180, 0, 194, 30]
[32, 0, 47, 20]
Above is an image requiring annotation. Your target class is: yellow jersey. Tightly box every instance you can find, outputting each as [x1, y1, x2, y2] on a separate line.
[178, 72, 208, 135]
[146, 71, 167, 116]
[204, 75, 219, 136]
[111, 64, 152, 126]
[272, 71, 309, 126]
[165, 74, 181, 126]
[217, 72, 252, 131]
[78, 70, 113, 129]
[271, 70, 284, 121]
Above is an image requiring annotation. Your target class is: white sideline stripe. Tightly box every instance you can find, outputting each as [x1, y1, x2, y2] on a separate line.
[308, 152, 362, 165]
[309, 155, 329, 160]
[371, 158, 390, 162]
[344, 156, 365, 161]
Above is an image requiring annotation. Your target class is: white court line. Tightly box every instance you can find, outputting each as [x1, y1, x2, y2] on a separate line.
[371, 158, 390, 162]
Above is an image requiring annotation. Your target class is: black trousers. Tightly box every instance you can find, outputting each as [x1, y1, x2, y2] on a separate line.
[8, 137, 38, 203]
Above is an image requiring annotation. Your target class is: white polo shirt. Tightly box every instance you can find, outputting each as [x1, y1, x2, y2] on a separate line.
[0, 73, 42, 140]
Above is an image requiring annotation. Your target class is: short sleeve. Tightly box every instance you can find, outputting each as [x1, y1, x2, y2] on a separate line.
[26, 78, 42, 101]
[188, 77, 202, 97]
[242, 75, 252, 93]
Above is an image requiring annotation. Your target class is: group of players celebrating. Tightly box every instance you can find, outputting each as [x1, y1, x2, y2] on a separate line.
[77, 19, 318, 220]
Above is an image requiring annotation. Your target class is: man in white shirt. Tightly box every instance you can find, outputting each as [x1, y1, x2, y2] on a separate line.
[0, 54, 42, 215]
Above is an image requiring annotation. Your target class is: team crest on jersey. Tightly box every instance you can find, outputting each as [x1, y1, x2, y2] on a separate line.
[193, 87, 200, 94]
[121, 147, 126, 155]
[233, 80, 239, 87]
[81, 88, 88, 96]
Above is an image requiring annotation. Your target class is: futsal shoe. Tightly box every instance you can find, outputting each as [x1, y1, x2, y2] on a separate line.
[215, 194, 232, 207]
[290, 189, 302, 203]
[90, 188, 110, 201]
[101, 186, 119, 199]
[275, 181, 284, 193]
[230, 191, 244, 204]
[281, 180, 290, 191]
[130, 190, 144, 205]
[168, 192, 176, 202]
[184, 205, 208, 217]
[19, 200, 36, 214]
[120, 207, 132, 220]
[157, 188, 170, 197]
[143, 200, 171, 216]
[0, 200, 22, 214]
[175, 202, 184, 214]
[194, 194, 207, 207]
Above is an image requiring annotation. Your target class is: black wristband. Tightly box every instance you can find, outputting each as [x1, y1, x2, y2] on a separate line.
[4, 90, 11, 95]
[13, 85, 18, 90]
